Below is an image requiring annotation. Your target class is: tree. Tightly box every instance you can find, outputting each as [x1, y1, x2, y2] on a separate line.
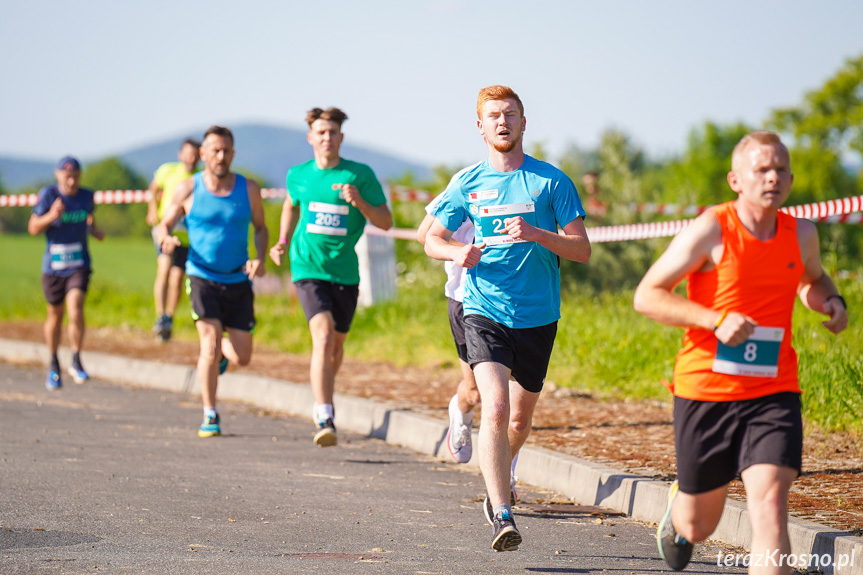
[80, 157, 150, 238]
[769, 53, 863, 193]
[650, 121, 752, 207]
[769, 53, 863, 261]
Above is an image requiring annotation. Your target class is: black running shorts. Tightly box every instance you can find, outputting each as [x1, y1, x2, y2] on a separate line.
[447, 298, 469, 363]
[673, 391, 803, 494]
[294, 279, 359, 334]
[187, 275, 256, 332]
[463, 314, 557, 394]
[41, 268, 91, 305]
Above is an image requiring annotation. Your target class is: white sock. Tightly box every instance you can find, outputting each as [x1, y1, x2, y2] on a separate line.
[314, 403, 334, 423]
[204, 406, 218, 417]
[511, 453, 519, 479]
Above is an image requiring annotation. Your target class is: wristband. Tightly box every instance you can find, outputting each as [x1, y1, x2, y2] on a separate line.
[825, 294, 847, 310]
[278, 238, 288, 245]
[713, 310, 728, 332]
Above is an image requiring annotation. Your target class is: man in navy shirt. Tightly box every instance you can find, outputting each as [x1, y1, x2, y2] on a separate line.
[28, 156, 105, 390]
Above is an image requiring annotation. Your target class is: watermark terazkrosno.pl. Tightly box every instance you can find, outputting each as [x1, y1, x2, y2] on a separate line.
[717, 549, 856, 569]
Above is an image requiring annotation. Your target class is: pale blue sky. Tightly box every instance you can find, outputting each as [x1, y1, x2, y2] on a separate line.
[1, 0, 861, 168]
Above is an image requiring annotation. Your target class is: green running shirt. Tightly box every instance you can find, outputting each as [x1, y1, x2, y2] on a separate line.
[287, 159, 386, 285]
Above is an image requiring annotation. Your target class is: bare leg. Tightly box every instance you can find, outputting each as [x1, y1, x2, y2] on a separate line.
[165, 265, 184, 318]
[65, 288, 86, 354]
[671, 484, 728, 543]
[195, 319, 222, 409]
[741, 464, 797, 575]
[456, 358, 481, 413]
[507, 380, 540, 459]
[474, 361, 513, 508]
[153, 254, 172, 318]
[222, 327, 253, 366]
[308, 312, 338, 406]
[45, 302, 65, 356]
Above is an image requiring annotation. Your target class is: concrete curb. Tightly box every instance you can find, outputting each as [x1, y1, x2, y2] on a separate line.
[2, 337, 860, 574]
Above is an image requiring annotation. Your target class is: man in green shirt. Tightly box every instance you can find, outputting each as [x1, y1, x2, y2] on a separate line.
[269, 107, 392, 446]
[146, 138, 200, 341]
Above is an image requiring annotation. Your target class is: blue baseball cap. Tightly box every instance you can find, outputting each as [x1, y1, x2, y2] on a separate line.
[56, 156, 81, 171]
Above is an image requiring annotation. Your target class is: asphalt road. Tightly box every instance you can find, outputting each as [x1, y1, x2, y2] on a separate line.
[0, 363, 746, 574]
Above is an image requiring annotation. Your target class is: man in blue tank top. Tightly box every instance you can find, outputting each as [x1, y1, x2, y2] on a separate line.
[28, 156, 105, 390]
[155, 126, 269, 438]
[424, 86, 591, 552]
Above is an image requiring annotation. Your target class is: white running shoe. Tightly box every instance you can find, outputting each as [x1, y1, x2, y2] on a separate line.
[445, 394, 472, 463]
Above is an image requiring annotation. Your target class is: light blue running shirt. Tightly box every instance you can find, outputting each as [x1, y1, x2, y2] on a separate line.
[186, 173, 252, 284]
[430, 155, 585, 328]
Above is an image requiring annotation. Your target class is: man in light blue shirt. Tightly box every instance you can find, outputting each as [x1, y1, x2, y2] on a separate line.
[424, 85, 591, 552]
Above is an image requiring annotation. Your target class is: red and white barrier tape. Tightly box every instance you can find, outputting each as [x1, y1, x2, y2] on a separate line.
[1, 185, 402, 206]
[364, 195, 863, 244]
[389, 184, 435, 203]
[93, 189, 151, 204]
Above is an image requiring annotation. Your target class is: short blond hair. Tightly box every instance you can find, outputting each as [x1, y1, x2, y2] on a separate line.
[476, 85, 524, 119]
[731, 131, 788, 170]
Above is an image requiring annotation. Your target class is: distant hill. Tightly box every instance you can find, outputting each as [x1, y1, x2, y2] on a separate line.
[0, 123, 431, 190]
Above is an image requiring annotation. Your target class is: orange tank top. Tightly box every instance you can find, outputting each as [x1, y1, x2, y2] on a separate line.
[672, 202, 803, 401]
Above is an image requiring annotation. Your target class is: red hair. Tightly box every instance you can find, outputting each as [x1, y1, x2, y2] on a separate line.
[476, 85, 524, 119]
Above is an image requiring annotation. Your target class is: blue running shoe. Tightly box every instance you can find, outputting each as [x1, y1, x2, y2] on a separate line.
[219, 356, 229, 375]
[68, 365, 90, 384]
[198, 413, 221, 438]
[45, 370, 62, 390]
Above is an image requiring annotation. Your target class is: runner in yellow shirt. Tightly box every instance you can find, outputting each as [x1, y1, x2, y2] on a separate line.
[146, 138, 199, 341]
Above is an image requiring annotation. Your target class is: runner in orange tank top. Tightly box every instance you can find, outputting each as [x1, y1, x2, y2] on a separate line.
[633, 131, 848, 572]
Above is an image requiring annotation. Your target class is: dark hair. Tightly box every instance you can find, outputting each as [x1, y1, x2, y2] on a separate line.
[305, 107, 348, 128]
[202, 125, 234, 145]
[181, 137, 201, 149]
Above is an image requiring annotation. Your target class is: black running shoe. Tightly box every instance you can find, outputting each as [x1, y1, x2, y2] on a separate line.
[314, 418, 337, 447]
[491, 509, 521, 552]
[657, 481, 693, 570]
[483, 490, 518, 526]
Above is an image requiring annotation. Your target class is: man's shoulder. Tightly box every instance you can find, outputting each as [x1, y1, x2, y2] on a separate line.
[445, 161, 485, 190]
[38, 184, 59, 198]
[338, 158, 378, 178]
[155, 161, 183, 176]
[522, 155, 568, 181]
[287, 159, 318, 178]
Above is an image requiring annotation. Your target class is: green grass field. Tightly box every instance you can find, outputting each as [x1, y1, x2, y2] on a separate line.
[2, 232, 860, 434]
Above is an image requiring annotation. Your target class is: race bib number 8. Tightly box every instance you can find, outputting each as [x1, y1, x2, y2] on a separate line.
[712, 326, 784, 378]
[307, 202, 349, 236]
[479, 202, 537, 246]
[49, 242, 84, 271]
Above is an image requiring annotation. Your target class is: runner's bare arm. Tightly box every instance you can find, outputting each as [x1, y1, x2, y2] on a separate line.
[155, 177, 193, 253]
[505, 216, 591, 263]
[269, 192, 300, 266]
[245, 179, 268, 278]
[417, 213, 434, 244]
[634, 212, 755, 343]
[417, 213, 467, 248]
[796, 219, 848, 334]
[27, 197, 65, 235]
[425, 218, 484, 268]
[87, 214, 105, 241]
[146, 178, 163, 226]
[338, 183, 393, 230]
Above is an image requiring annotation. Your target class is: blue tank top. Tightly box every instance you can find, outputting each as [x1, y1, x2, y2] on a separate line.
[185, 173, 251, 284]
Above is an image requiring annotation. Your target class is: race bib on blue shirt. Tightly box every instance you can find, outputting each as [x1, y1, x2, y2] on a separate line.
[478, 202, 537, 246]
[49, 242, 84, 271]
